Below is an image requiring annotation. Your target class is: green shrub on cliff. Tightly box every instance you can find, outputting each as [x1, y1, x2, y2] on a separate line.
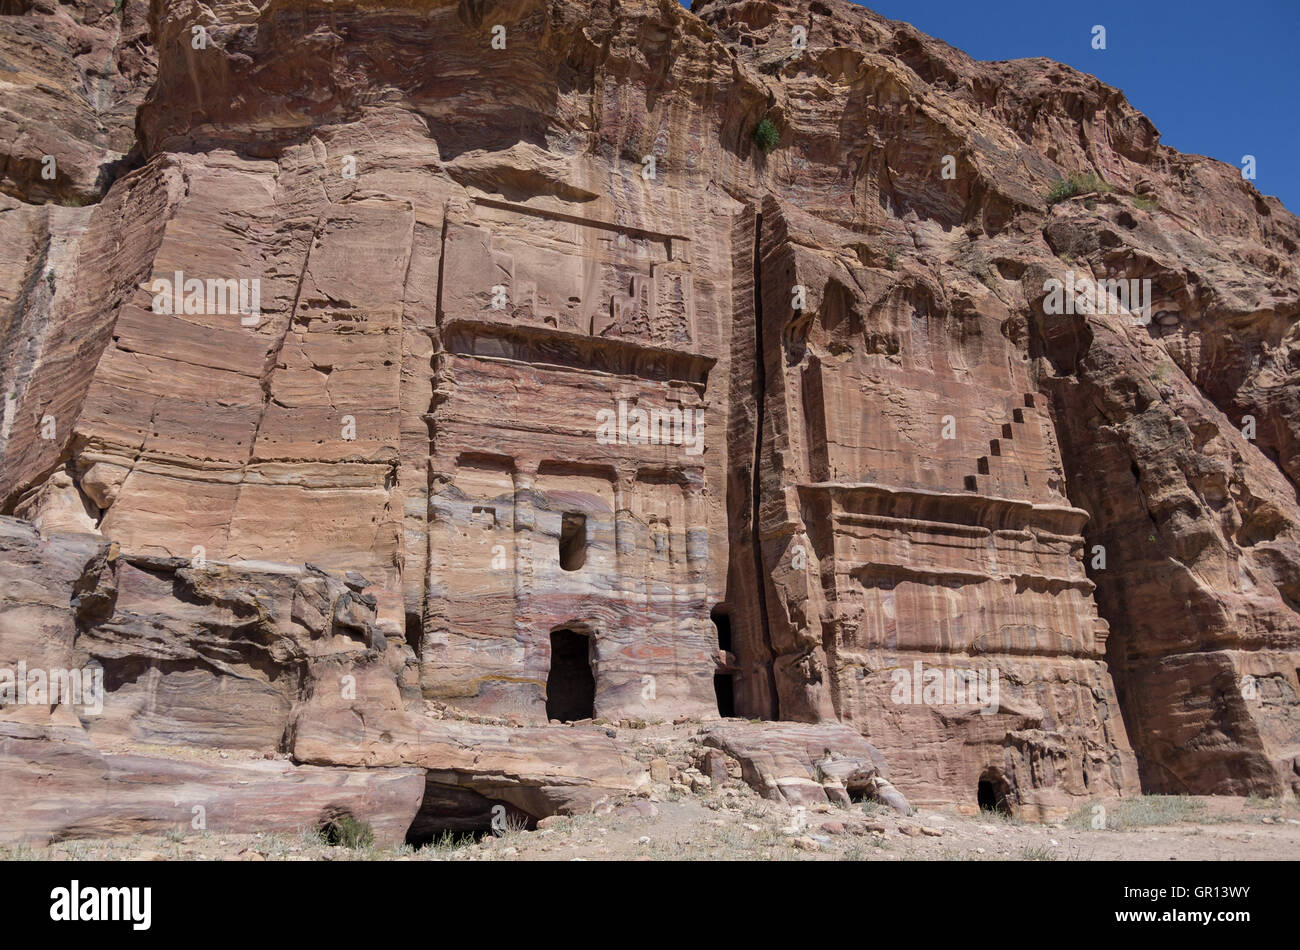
[752, 119, 779, 154]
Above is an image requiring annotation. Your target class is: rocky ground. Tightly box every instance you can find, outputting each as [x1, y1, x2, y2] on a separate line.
[6, 718, 1298, 861]
[6, 792, 1297, 862]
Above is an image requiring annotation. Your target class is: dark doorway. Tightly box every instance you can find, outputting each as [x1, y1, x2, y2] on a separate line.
[977, 780, 998, 811]
[711, 607, 735, 717]
[546, 628, 594, 722]
[559, 513, 587, 571]
[714, 674, 735, 718]
[711, 607, 732, 652]
[977, 769, 1013, 815]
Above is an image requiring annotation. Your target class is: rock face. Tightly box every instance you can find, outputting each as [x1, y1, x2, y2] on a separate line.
[1, 0, 1297, 842]
[1, 715, 426, 848]
[0, 0, 153, 203]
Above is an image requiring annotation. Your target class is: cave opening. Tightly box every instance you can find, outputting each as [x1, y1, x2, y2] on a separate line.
[403, 777, 534, 849]
[977, 780, 999, 812]
[546, 628, 594, 722]
[559, 512, 587, 571]
[316, 809, 370, 848]
[404, 609, 422, 654]
[977, 770, 1013, 815]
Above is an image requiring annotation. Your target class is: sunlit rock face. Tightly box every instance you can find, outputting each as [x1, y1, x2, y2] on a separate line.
[1, 0, 1297, 838]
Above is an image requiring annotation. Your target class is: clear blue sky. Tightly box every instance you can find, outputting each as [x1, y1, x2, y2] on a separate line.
[684, 0, 1299, 213]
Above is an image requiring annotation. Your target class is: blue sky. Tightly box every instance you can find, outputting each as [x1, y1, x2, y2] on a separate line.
[683, 0, 1299, 212]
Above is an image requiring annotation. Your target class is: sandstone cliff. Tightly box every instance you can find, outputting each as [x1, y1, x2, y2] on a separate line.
[0, 0, 1296, 843]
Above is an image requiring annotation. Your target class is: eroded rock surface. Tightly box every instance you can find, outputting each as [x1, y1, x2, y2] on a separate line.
[0, 0, 154, 203]
[1, 0, 1297, 844]
[0, 715, 425, 848]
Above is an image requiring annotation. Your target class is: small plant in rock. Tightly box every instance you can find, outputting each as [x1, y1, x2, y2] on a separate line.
[1068, 794, 1206, 831]
[841, 839, 881, 860]
[1113, 795, 1206, 829]
[1244, 792, 1274, 810]
[253, 831, 302, 858]
[1133, 195, 1159, 212]
[421, 830, 477, 857]
[742, 802, 769, 821]
[1045, 172, 1112, 205]
[318, 814, 374, 850]
[752, 118, 779, 154]
[981, 805, 1022, 825]
[495, 811, 531, 838]
[1018, 844, 1057, 861]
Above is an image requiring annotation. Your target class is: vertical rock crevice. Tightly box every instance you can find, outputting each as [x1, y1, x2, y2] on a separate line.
[748, 207, 779, 720]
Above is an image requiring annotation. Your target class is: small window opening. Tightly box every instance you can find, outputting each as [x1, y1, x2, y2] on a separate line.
[559, 512, 586, 571]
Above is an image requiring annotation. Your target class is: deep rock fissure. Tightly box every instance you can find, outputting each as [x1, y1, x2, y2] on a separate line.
[749, 207, 779, 720]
